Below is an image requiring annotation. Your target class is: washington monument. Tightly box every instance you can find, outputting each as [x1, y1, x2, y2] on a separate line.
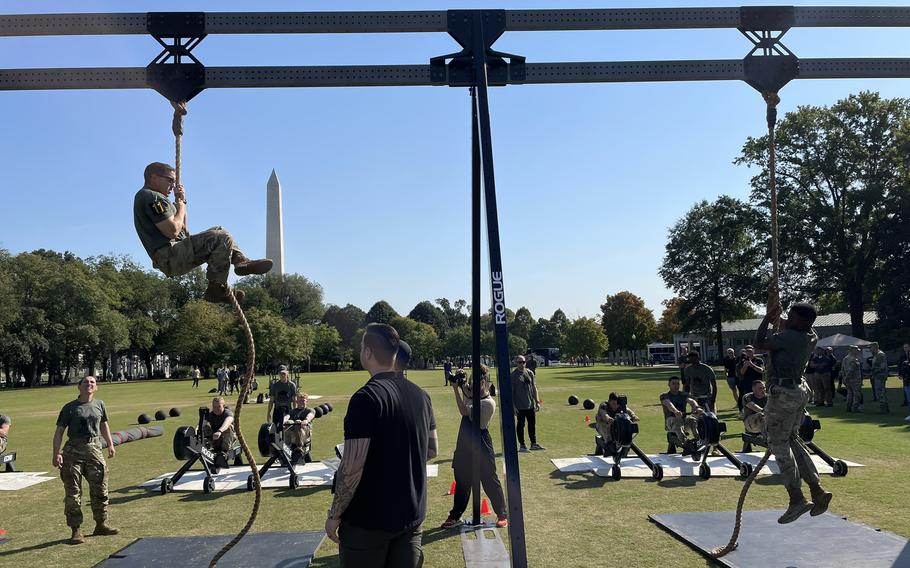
[266, 169, 285, 275]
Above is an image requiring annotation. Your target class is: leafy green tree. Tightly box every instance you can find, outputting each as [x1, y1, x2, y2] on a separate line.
[737, 92, 910, 337]
[655, 297, 685, 343]
[168, 301, 238, 373]
[510, 307, 535, 340]
[550, 309, 570, 339]
[600, 291, 657, 353]
[529, 318, 563, 350]
[435, 298, 469, 329]
[564, 317, 609, 358]
[310, 323, 342, 367]
[508, 334, 528, 360]
[408, 300, 448, 336]
[365, 300, 399, 325]
[236, 273, 325, 324]
[443, 325, 472, 358]
[322, 304, 367, 344]
[659, 197, 762, 357]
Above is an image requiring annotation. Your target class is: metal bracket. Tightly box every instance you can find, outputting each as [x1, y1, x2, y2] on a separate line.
[146, 12, 207, 102]
[430, 10, 525, 87]
[739, 6, 798, 93]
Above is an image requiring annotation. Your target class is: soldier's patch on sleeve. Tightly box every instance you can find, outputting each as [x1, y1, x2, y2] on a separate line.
[150, 199, 168, 215]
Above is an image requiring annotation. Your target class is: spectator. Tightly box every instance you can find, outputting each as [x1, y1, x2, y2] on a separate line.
[228, 366, 240, 395]
[722, 348, 740, 411]
[325, 323, 437, 568]
[738, 346, 764, 411]
[807, 347, 834, 407]
[511, 355, 543, 452]
[683, 351, 717, 413]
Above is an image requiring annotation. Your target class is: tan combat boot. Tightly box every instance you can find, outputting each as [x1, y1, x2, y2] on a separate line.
[203, 282, 245, 304]
[69, 527, 85, 545]
[231, 252, 273, 276]
[778, 487, 813, 524]
[92, 523, 119, 536]
[809, 484, 832, 516]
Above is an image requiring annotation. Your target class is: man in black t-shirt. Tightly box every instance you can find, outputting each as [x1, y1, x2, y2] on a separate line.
[738, 346, 764, 411]
[326, 323, 438, 568]
[204, 397, 235, 453]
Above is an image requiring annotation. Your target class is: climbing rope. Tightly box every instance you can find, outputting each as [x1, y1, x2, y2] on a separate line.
[711, 91, 781, 559]
[166, 100, 262, 566]
[209, 289, 262, 567]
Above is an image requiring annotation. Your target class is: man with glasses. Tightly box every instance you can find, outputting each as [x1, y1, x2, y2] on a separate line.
[511, 356, 544, 452]
[133, 162, 272, 304]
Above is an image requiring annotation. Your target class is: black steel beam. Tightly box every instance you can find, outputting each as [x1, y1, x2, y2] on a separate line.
[2, 7, 910, 37]
[3, 59, 910, 91]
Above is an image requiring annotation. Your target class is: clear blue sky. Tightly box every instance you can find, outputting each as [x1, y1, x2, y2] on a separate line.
[1, 0, 908, 322]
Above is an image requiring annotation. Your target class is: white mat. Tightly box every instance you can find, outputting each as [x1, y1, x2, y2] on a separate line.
[552, 452, 863, 479]
[142, 462, 438, 492]
[0, 472, 56, 491]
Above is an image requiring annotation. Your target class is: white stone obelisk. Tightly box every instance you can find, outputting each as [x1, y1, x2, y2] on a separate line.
[266, 169, 285, 275]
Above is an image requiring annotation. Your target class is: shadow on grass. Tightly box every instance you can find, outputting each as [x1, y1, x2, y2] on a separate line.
[548, 470, 608, 490]
[657, 477, 699, 488]
[109, 487, 158, 506]
[0, 538, 70, 558]
[273, 487, 326, 498]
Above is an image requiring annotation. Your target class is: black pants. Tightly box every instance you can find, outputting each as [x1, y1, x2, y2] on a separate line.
[339, 522, 423, 568]
[192, 377, 200, 388]
[737, 378, 753, 411]
[515, 409, 537, 446]
[449, 430, 506, 519]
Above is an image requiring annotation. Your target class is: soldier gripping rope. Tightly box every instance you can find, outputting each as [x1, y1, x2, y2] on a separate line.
[590, 392, 640, 457]
[51, 376, 118, 545]
[133, 162, 273, 304]
[755, 300, 832, 524]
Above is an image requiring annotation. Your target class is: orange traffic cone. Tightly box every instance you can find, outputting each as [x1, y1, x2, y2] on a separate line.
[585, 415, 590, 424]
[446, 481, 456, 496]
[480, 498, 492, 516]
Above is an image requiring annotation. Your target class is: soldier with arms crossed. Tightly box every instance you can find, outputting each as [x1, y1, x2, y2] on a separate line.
[51, 376, 118, 544]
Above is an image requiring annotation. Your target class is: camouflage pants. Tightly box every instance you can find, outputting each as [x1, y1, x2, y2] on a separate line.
[764, 379, 819, 493]
[202, 424, 236, 453]
[665, 415, 697, 446]
[872, 376, 889, 411]
[743, 412, 765, 435]
[0, 435, 7, 455]
[152, 226, 242, 285]
[845, 377, 863, 412]
[60, 440, 108, 528]
[284, 422, 312, 449]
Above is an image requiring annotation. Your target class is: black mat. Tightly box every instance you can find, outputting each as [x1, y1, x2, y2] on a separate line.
[96, 531, 325, 567]
[650, 510, 910, 568]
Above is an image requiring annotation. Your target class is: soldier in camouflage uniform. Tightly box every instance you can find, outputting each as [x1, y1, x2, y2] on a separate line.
[660, 376, 701, 452]
[51, 376, 118, 545]
[869, 343, 890, 413]
[591, 393, 639, 456]
[133, 162, 273, 304]
[755, 300, 831, 525]
[840, 346, 863, 413]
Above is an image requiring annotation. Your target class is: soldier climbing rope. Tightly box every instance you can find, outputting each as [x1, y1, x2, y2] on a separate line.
[167, 101, 263, 568]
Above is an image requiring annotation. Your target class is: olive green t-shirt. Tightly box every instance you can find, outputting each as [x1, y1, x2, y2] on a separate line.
[510, 369, 536, 411]
[56, 399, 108, 439]
[684, 363, 716, 397]
[270, 380, 298, 408]
[133, 187, 178, 257]
[767, 328, 818, 380]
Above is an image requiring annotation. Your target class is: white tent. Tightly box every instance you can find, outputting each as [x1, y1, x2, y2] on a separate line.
[816, 333, 872, 349]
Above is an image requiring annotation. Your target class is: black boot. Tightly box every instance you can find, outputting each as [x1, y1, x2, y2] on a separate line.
[778, 487, 813, 524]
[232, 252, 273, 276]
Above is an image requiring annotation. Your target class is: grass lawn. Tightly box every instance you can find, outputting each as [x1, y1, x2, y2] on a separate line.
[0, 365, 908, 567]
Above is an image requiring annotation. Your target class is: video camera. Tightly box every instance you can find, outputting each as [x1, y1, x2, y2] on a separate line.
[453, 369, 468, 387]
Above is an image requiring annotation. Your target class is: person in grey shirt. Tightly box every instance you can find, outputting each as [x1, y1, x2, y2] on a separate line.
[683, 351, 718, 413]
[511, 355, 543, 452]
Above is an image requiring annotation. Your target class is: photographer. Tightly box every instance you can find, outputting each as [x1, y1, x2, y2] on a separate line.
[738, 346, 764, 411]
[591, 393, 639, 457]
[440, 365, 508, 529]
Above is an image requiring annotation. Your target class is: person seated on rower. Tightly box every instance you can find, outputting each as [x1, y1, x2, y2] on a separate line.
[742, 380, 768, 436]
[591, 393, 639, 456]
[204, 397, 236, 454]
[133, 162, 273, 304]
[283, 393, 316, 462]
[0, 414, 10, 455]
[660, 376, 701, 452]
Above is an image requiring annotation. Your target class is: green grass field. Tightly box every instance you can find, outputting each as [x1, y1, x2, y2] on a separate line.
[1, 366, 908, 567]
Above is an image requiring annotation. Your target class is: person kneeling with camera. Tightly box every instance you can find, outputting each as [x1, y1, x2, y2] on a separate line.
[441, 366, 508, 529]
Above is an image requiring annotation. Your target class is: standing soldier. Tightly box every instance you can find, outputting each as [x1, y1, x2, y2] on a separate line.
[754, 299, 831, 524]
[683, 351, 718, 413]
[268, 365, 298, 427]
[511, 355, 544, 452]
[840, 346, 863, 413]
[869, 343, 889, 414]
[51, 376, 118, 545]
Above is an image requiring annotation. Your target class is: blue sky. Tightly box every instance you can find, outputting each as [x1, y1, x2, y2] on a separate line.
[1, 0, 908, 322]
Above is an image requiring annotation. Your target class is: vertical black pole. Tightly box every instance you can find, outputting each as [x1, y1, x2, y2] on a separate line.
[471, 15, 528, 567]
[470, 86, 483, 526]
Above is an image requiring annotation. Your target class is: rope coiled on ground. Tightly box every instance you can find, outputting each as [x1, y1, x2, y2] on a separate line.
[711, 90, 782, 559]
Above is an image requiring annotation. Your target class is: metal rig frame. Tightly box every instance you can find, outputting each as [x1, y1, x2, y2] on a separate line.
[3, 7, 910, 565]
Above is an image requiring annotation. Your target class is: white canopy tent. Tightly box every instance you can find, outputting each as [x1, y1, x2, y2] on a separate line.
[816, 334, 872, 349]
